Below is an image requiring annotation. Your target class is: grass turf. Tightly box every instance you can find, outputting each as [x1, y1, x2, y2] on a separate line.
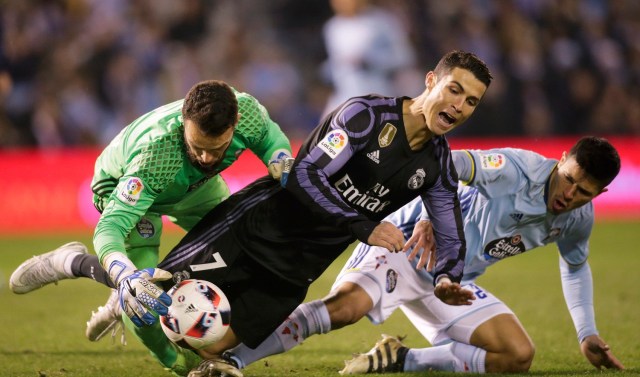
[1, 220, 639, 376]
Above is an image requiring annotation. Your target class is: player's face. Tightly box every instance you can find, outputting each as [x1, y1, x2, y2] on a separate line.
[184, 120, 235, 176]
[547, 154, 605, 215]
[422, 68, 487, 136]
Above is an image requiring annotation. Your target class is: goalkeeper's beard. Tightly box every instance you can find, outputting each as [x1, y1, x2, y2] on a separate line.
[185, 145, 224, 178]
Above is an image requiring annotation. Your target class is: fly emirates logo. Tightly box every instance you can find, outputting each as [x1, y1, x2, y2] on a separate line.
[334, 174, 391, 213]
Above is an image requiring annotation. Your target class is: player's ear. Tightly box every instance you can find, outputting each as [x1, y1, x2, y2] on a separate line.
[558, 151, 567, 165]
[426, 72, 436, 91]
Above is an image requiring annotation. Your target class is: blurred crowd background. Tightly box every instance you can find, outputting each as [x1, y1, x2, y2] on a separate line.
[1, 0, 640, 148]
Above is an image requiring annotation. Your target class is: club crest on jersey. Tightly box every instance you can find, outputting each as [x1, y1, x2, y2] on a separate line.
[386, 269, 398, 293]
[408, 169, 426, 189]
[136, 217, 155, 238]
[318, 129, 348, 159]
[119, 177, 144, 205]
[480, 153, 505, 170]
[543, 227, 562, 243]
[378, 123, 397, 148]
[483, 234, 526, 260]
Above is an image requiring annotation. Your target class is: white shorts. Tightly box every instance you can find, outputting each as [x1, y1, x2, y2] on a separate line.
[332, 244, 513, 346]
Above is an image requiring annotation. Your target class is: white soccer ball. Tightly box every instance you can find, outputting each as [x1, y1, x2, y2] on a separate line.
[160, 279, 231, 350]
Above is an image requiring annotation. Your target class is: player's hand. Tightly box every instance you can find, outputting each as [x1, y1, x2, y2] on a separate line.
[367, 221, 405, 252]
[404, 219, 436, 271]
[118, 268, 173, 327]
[268, 156, 294, 181]
[580, 334, 625, 370]
[434, 277, 475, 306]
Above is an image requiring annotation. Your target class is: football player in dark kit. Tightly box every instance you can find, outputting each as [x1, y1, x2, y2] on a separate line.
[12, 50, 492, 377]
[154, 50, 493, 377]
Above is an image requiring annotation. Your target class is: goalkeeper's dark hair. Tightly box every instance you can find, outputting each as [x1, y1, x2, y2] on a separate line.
[182, 80, 238, 137]
[434, 50, 493, 88]
[568, 136, 620, 188]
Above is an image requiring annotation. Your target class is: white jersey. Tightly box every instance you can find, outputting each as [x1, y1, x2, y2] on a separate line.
[384, 148, 593, 285]
[337, 147, 599, 345]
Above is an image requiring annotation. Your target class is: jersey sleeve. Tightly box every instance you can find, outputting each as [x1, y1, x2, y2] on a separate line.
[285, 100, 379, 242]
[454, 148, 529, 198]
[556, 205, 593, 267]
[420, 146, 465, 283]
[93, 135, 183, 263]
[234, 92, 292, 165]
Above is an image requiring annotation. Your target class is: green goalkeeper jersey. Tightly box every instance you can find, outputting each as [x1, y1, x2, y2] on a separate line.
[91, 89, 291, 263]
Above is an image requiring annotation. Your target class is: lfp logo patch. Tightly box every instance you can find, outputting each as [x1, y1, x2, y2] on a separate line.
[318, 129, 348, 158]
[119, 177, 144, 205]
[480, 153, 505, 170]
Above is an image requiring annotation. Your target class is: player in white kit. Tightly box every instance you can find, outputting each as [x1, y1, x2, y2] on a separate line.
[223, 136, 624, 374]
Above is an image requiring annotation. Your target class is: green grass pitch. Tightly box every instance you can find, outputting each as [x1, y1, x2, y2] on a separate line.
[1, 220, 639, 377]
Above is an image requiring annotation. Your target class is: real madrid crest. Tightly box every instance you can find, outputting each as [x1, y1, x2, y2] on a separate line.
[408, 168, 426, 189]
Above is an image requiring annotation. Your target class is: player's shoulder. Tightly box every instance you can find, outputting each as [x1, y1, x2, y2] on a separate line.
[334, 95, 403, 131]
[474, 148, 553, 178]
[232, 88, 270, 138]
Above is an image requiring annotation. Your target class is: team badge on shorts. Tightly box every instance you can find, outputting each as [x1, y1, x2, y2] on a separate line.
[480, 153, 505, 170]
[408, 169, 426, 189]
[378, 123, 397, 148]
[136, 218, 155, 239]
[386, 269, 398, 293]
[119, 177, 144, 205]
[318, 129, 348, 158]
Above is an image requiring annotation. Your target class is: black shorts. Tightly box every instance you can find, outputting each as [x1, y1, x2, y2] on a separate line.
[159, 221, 307, 348]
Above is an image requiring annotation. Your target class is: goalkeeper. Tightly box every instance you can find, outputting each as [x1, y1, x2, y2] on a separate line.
[10, 79, 292, 376]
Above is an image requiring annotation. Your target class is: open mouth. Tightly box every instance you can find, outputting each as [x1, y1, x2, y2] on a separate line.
[553, 199, 566, 211]
[439, 112, 456, 125]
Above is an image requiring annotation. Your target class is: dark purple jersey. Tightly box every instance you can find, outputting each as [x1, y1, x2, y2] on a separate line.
[285, 95, 465, 283]
[160, 95, 465, 290]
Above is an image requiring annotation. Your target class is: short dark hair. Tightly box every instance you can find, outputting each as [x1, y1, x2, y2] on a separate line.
[568, 136, 620, 188]
[182, 80, 238, 136]
[434, 50, 493, 88]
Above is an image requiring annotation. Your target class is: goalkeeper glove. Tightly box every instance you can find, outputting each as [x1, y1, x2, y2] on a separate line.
[272, 157, 295, 187]
[104, 252, 172, 327]
[267, 149, 293, 181]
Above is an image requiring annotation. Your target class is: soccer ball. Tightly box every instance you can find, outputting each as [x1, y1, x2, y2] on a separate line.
[160, 279, 231, 350]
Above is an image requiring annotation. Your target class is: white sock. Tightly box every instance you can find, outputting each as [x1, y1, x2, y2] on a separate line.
[404, 342, 486, 373]
[63, 251, 84, 277]
[404, 343, 461, 372]
[451, 342, 486, 373]
[227, 300, 331, 368]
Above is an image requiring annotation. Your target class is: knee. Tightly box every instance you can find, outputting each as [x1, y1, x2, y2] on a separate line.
[502, 340, 535, 372]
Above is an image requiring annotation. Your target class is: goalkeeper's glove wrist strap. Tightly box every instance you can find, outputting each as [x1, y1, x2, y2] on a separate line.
[103, 252, 137, 287]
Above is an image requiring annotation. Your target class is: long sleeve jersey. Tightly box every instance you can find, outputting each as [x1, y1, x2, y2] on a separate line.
[285, 95, 466, 284]
[92, 89, 291, 263]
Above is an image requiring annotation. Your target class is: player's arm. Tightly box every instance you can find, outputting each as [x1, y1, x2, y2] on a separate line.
[284, 101, 395, 247]
[419, 148, 472, 305]
[94, 147, 178, 326]
[557, 221, 624, 370]
[234, 91, 293, 179]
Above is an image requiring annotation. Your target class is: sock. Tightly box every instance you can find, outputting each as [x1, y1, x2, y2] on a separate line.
[70, 253, 115, 288]
[227, 299, 331, 368]
[404, 342, 486, 373]
[451, 342, 486, 373]
[404, 343, 461, 372]
[62, 250, 85, 277]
